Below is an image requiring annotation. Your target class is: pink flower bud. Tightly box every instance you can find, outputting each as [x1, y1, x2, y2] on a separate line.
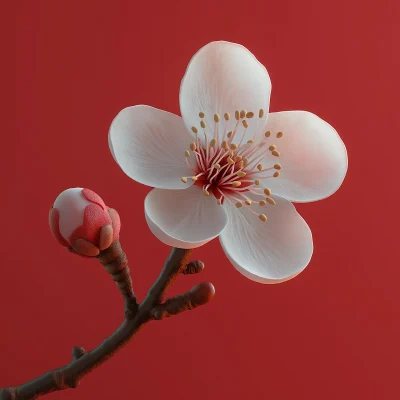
[49, 188, 120, 251]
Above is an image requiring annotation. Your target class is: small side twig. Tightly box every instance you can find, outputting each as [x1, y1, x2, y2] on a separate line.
[0, 247, 215, 400]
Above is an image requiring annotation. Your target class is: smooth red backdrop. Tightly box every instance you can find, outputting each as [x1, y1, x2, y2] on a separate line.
[5, 1, 400, 399]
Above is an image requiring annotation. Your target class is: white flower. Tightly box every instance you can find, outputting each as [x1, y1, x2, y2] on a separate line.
[108, 41, 348, 284]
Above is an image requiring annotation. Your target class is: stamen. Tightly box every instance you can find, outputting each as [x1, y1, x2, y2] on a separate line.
[222, 140, 229, 149]
[269, 145, 276, 151]
[255, 180, 260, 185]
[257, 164, 263, 171]
[259, 109, 265, 118]
[259, 200, 267, 206]
[242, 120, 249, 128]
[214, 114, 220, 123]
[227, 131, 234, 138]
[247, 139, 254, 144]
[274, 163, 281, 170]
[245, 200, 252, 205]
[273, 171, 280, 178]
[246, 112, 254, 118]
[237, 171, 246, 177]
[232, 181, 241, 187]
[230, 143, 238, 150]
[277, 131, 284, 138]
[259, 214, 268, 222]
[236, 202, 243, 208]
[192, 127, 198, 134]
[265, 131, 271, 138]
[185, 150, 190, 157]
[181, 177, 188, 183]
[190, 142, 197, 151]
[200, 120, 206, 129]
[240, 110, 247, 119]
[264, 188, 272, 196]
[235, 155, 242, 162]
[217, 198, 222, 205]
[235, 110, 240, 120]
[199, 112, 205, 118]
[224, 112, 230, 121]
[210, 138, 217, 147]
[214, 163, 221, 169]
[266, 198, 276, 205]
[272, 150, 280, 157]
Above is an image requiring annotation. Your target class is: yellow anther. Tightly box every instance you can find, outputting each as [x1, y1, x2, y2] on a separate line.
[265, 131, 271, 138]
[237, 171, 246, 177]
[269, 145, 276, 151]
[274, 163, 282, 170]
[243, 158, 249, 167]
[246, 111, 254, 118]
[259, 200, 267, 206]
[238, 161, 244, 168]
[259, 109, 265, 118]
[240, 109, 247, 119]
[236, 202, 243, 208]
[190, 142, 197, 151]
[185, 150, 190, 157]
[192, 126, 198, 134]
[245, 200, 252, 205]
[235, 155, 242, 162]
[235, 110, 240, 120]
[181, 177, 188, 183]
[203, 189, 210, 196]
[214, 163, 221, 169]
[217, 198, 222, 205]
[214, 114, 220, 123]
[199, 112, 205, 118]
[232, 181, 241, 187]
[200, 120, 206, 129]
[227, 157, 234, 164]
[224, 112, 230, 121]
[277, 131, 284, 138]
[210, 138, 217, 147]
[227, 131, 234, 138]
[247, 139, 254, 144]
[242, 120, 249, 128]
[273, 171, 280, 178]
[255, 180, 260, 185]
[230, 143, 238, 150]
[266, 197, 276, 205]
[257, 164, 263, 171]
[272, 150, 280, 157]
[191, 176, 198, 181]
[259, 214, 268, 222]
[264, 188, 272, 196]
[222, 140, 229, 149]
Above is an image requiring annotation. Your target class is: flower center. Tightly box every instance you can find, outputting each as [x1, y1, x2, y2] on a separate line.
[181, 109, 283, 222]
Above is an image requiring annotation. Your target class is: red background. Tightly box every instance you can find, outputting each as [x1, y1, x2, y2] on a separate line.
[5, 1, 400, 399]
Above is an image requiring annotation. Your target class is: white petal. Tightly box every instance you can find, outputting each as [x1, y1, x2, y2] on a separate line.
[220, 194, 313, 283]
[261, 111, 348, 202]
[145, 186, 229, 249]
[179, 41, 271, 146]
[109, 105, 195, 189]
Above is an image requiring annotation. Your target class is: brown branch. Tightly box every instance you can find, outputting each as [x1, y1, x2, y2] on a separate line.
[0, 247, 214, 400]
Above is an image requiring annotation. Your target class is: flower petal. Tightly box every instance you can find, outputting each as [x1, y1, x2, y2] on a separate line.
[109, 105, 195, 189]
[260, 111, 348, 202]
[220, 194, 313, 283]
[145, 185, 229, 249]
[179, 41, 271, 146]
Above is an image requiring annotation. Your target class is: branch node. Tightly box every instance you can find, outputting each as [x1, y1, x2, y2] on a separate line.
[183, 260, 204, 275]
[72, 346, 85, 360]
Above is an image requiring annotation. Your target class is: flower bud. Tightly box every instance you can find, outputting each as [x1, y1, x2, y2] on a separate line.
[49, 188, 120, 253]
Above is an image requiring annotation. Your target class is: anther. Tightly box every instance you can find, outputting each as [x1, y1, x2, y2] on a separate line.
[217, 199, 222, 205]
[259, 214, 268, 222]
[191, 126, 198, 134]
[214, 163, 221, 169]
[237, 171, 246, 177]
[185, 150, 190, 157]
[190, 142, 197, 151]
[255, 180, 260, 185]
[265, 131, 271, 138]
[238, 161, 244, 168]
[203, 189, 210, 196]
[227, 131, 234, 138]
[236, 202, 243, 208]
[264, 188, 272, 196]
[269, 145, 276, 151]
[224, 112, 230, 121]
[257, 164, 263, 171]
[259, 109, 265, 118]
[181, 177, 188, 183]
[200, 121, 206, 129]
[259, 200, 267, 206]
[210, 138, 217, 147]
[227, 157, 234, 164]
[245, 200, 252, 205]
[272, 150, 280, 157]
[247, 139, 254, 144]
[235, 155, 242, 162]
[222, 141, 229, 149]
[274, 163, 281, 170]
[246, 112, 254, 118]
[266, 198, 276, 205]
[242, 120, 249, 128]
[214, 114, 220, 123]
[243, 158, 249, 167]
[191, 176, 198, 181]
[230, 143, 238, 150]
[199, 112, 205, 118]
[235, 110, 240, 120]
[273, 171, 280, 178]
[240, 110, 247, 119]
[232, 181, 241, 187]
[277, 131, 284, 138]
